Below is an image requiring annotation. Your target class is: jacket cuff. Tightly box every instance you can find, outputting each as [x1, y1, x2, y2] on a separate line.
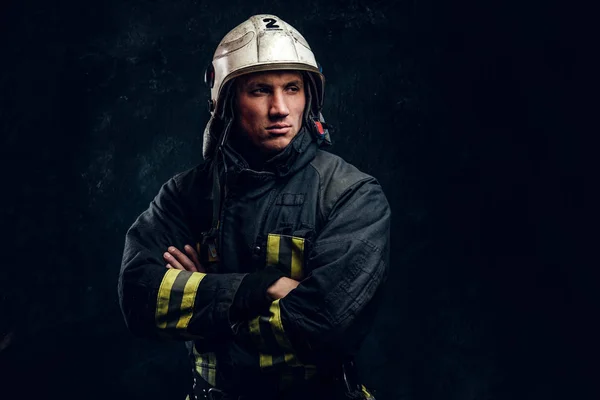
[230, 268, 286, 322]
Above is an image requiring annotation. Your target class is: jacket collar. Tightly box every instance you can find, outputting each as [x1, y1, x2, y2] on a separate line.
[222, 127, 317, 180]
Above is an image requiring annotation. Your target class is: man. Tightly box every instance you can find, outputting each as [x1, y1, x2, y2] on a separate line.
[118, 14, 390, 400]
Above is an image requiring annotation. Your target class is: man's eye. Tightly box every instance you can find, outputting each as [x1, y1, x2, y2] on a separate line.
[287, 86, 300, 92]
[251, 88, 269, 94]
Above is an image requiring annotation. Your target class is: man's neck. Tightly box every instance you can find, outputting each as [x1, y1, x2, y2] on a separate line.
[228, 131, 272, 171]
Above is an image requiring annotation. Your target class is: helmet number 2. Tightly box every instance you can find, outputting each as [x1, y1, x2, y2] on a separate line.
[263, 18, 280, 29]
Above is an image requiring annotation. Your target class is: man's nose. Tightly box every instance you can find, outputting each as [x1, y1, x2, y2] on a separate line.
[269, 91, 289, 118]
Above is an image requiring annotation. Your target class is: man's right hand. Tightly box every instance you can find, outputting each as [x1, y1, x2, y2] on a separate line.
[267, 277, 299, 300]
[164, 245, 206, 273]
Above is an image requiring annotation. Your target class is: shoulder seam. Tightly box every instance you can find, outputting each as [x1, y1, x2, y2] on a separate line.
[329, 175, 373, 217]
[172, 163, 207, 192]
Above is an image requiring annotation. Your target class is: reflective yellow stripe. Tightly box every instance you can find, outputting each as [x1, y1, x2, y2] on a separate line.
[362, 385, 374, 399]
[259, 353, 273, 368]
[283, 352, 300, 366]
[284, 353, 295, 364]
[176, 272, 205, 329]
[259, 234, 312, 375]
[249, 315, 263, 350]
[196, 352, 203, 381]
[157, 269, 207, 331]
[193, 346, 217, 386]
[269, 299, 293, 351]
[156, 269, 180, 329]
[206, 352, 216, 386]
[251, 314, 276, 369]
[196, 354, 205, 377]
[249, 316, 261, 335]
[267, 234, 280, 266]
[290, 237, 304, 280]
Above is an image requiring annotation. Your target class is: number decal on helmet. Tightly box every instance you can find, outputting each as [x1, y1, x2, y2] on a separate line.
[263, 18, 280, 29]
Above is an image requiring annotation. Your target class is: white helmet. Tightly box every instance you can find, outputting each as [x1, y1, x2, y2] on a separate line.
[202, 14, 328, 160]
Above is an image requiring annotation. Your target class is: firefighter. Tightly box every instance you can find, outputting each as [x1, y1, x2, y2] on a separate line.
[119, 14, 390, 400]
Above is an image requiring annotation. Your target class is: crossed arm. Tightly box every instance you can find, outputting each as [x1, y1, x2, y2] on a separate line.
[119, 174, 390, 359]
[163, 244, 299, 301]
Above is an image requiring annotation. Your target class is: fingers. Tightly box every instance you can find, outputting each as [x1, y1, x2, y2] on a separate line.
[163, 246, 198, 272]
[164, 251, 186, 270]
[163, 244, 207, 273]
[184, 244, 206, 273]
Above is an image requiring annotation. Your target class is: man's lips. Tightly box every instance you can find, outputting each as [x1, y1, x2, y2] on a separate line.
[266, 124, 292, 135]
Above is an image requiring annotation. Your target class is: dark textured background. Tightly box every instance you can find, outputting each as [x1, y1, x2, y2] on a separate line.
[0, 1, 592, 399]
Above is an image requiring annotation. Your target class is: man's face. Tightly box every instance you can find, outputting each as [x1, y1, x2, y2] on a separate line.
[234, 70, 306, 155]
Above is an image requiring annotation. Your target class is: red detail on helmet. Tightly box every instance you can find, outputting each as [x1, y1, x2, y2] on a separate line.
[314, 120, 325, 135]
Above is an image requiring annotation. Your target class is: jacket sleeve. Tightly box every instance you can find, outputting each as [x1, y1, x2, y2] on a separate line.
[118, 175, 248, 340]
[247, 177, 391, 363]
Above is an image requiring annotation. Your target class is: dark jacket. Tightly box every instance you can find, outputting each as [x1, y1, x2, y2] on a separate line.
[118, 128, 391, 398]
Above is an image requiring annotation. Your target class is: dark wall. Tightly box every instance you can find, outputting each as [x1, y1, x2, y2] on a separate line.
[1, 1, 591, 399]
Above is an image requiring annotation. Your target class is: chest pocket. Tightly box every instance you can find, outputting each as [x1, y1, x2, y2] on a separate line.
[266, 234, 306, 280]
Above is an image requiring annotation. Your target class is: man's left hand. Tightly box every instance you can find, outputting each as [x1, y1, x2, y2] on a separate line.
[267, 277, 299, 300]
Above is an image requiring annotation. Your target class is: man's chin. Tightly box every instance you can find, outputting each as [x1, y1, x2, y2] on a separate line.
[260, 136, 293, 154]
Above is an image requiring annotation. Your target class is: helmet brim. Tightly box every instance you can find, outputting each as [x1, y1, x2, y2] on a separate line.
[214, 63, 325, 115]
